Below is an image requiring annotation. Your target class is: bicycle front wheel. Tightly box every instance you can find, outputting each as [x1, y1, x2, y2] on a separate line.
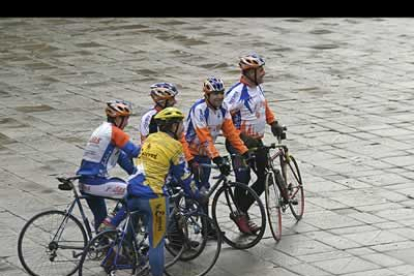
[265, 170, 282, 242]
[18, 210, 87, 276]
[78, 230, 138, 276]
[165, 213, 221, 276]
[283, 155, 305, 220]
[211, 181, 266, 250]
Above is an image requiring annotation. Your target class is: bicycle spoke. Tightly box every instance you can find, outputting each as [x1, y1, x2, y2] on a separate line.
[18, 210, 87, 276]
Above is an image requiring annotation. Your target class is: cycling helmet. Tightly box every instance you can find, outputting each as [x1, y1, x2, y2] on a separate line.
[154, 107, 184, 125]
[203, 77, 225, 94]
[238, 53, 265, 70]
[105, 100, 132, 118]
[150, 82, 179, 102]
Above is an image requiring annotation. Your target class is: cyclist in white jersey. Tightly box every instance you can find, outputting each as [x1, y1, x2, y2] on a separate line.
[224, 54, 284, 233]
[76, 100, 140, 231]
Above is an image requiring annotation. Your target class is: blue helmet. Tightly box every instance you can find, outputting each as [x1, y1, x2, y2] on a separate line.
[203, 77, 225, 94]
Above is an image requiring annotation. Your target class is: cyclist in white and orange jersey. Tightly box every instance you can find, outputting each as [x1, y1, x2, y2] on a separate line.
[76, 100, 141, 232]
[186, 77, 254, 235]
[224, 53, 284, 233]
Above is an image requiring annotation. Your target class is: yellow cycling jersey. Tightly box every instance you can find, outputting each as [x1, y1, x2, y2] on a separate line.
[128, 131, 191, 197]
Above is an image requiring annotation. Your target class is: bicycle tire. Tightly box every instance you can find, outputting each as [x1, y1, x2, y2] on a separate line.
[211, 181, 266, 250]
[165, 209, 186, 268]
[78, 230, 139, 276]
[283, 155, 305, 220]
[18, 210, 88, 276]
[265, 170, 282, 242]
[164, 214, 221, 276]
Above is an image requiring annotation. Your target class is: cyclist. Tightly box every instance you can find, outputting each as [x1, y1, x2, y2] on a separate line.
[126, 107, 204, 276]
[76, 100, 140, 232]
[140, 82, 194, 163]
[224, 53, 284, 233]
[185, 77, 252, 234]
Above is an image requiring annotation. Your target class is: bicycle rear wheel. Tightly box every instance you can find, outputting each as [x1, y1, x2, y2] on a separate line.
[18, 210, 87, 276]
[283, 155, 304, 220]
[211, 181, 266, 250]
[265, 170, 282, 242]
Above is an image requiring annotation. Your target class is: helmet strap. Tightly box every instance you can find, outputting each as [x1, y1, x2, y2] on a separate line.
[243, 69, 259, 86]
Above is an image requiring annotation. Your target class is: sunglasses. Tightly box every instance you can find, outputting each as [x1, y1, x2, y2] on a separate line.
[210, 90, 225, 95]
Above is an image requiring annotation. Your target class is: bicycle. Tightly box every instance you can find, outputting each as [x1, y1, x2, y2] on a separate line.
[255, 127, 305, 242]
[198, 159, 266, 250]
[78, 187, 221, 276]
[164, 186, 222, 276]
[17, 176, 122, 276]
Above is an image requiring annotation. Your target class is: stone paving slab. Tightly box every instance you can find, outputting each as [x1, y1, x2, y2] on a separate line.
[1, 17, 414, 276]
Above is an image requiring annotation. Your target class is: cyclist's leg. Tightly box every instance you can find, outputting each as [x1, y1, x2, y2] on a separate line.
[226, 140, 251, 211]
[247, 145, 268, 209]
[83, 194, 107, 231]
[81, 177, 128, 230]
[194, 155, 211, 215]
[128, 196, 168, 276]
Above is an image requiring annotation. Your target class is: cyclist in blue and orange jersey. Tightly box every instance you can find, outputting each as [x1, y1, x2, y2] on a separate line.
[76, 100, 141, 232]
[140, 82, 194, 162]
[185, 77, 253, 234]
[126, 107, 204, 276]
[224, 53, 285, 233]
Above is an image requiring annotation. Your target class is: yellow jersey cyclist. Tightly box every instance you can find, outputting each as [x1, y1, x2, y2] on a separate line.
[106, 107, 204, 276]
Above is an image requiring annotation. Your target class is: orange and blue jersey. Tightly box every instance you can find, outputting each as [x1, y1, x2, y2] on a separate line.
[127, 131, 197, 198]
[224, 81, 276, 139]
[76, 122, 140, 178]
[185, 99, 248, 159]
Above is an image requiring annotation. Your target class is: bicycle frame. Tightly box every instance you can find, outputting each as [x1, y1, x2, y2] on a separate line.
[51, 178, 93, 253]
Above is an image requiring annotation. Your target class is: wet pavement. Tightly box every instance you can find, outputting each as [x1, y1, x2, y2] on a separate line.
[1, 18, 414, 276]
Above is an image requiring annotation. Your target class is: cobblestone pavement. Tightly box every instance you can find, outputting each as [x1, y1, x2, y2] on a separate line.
[1, 18, 414, 276]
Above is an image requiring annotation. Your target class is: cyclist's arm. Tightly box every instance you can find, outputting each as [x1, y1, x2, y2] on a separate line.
[179, 133, 195, 162]
[117, 151, 137, 175]
[170, 151, 199, 198]
[222, 118, 248, 154]
[111, 126, 141, 158]
[265, 99, 276, 125]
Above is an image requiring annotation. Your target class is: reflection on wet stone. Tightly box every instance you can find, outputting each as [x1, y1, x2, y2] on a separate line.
[15, 105, 54, 113]
[309, 29, 333, 35]
[311, 44, 340, 50]
[0, 133, 16, 145]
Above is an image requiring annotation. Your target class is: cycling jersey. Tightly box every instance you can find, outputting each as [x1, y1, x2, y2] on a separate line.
[224, 80, 276, 139]
[140, 106, 193, 161]
[127, 131, 196, 198]
[76, 121, 140, 231]
[77, 122, 140, 178]
[185, 99, 248, 159]
[140, 107, 161, 144]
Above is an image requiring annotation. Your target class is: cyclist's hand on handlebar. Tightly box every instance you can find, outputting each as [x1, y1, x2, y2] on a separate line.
[212, 156, 231, 176]
[271, 121, 285, 139]
[242, 151, 255, 167]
